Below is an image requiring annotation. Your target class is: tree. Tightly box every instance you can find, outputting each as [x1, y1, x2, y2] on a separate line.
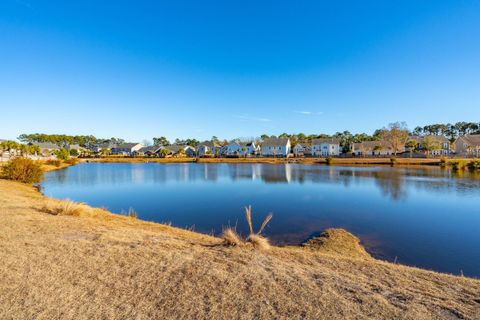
[158, 148, 171, 158]
[54, 148, 70, 160]
[405, 140, 418, 157]
[153, 137, 170, 146]
[422, 136, 441, 156]
[379, 122, 410, 156]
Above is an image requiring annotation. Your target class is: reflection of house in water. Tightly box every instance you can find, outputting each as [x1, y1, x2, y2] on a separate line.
[259, 164, 292, 183]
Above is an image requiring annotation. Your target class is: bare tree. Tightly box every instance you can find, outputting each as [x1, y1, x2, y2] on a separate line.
[379, 122, 410, 156]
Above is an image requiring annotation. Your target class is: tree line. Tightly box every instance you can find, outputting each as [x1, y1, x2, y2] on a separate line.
[15, 120, 480, 153]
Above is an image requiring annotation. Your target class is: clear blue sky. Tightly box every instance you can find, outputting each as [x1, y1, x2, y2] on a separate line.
[1, 1, 479, 142]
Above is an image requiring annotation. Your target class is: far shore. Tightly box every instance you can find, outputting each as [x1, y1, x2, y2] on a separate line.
[83, 156, 451, 166]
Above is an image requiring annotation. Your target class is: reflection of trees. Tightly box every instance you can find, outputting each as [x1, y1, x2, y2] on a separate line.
[45, 163, 480, 200]
[371, 170, 406, 201]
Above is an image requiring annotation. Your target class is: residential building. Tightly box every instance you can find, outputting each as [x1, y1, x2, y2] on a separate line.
[408, 135, 450, 155]
[352, 140, 404, 156]
[136, 146, 162, 156]
[225, 141, 260, 156]
[197, 141, 221, 157]
[260, 138, 291, 157]
[292, 143, 311, 156]
[162, 145, 197, 157]
[311, 138, 340, 156]
[34, 142, 60, 156]
[455, 134, 480, 157]
[111, 143, 143, 155]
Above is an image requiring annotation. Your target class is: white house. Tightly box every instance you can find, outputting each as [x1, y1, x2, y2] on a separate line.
[455, 134, 480, 157]
[292, 143, 311, 156]
[311, 138, 340, 156]
[352, 140, 404, 156]
[197, 141, 221, 157]
[225, 141, 260, 156]
[260, 138, 291, 157]
[111, 143, 143, 155]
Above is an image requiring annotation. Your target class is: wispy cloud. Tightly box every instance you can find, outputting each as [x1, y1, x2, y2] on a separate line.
[15, 0, 33, 9]
[294, 111, 323, 116]
[234, 115, 272, 122]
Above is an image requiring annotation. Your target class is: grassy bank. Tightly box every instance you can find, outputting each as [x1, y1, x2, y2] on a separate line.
[88, 156, 451, 166]
[0, 179, 479, 319]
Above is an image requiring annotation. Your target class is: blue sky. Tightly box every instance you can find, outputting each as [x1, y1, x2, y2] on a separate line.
[0, 1, 479, 142]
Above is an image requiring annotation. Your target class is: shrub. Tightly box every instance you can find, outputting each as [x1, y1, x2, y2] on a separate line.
[54, 148, 70, 160]
[69, 149, 79, 157]
[390, 157, 397, 165]
[439, 157, 448, 167]
[450, 160, 467, 171]
[45, 159, 62, 167]
[468, 159, 480, 171]
[1, 157, 44, 183]
[325, 157, 333, 165]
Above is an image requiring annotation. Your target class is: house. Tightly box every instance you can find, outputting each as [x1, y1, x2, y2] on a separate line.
[197, 141, 221, 157]
[292, 143, 311, 157]
[33, 142, 60, 156]
[408, 136, 450, 156]
[162, 145, 197, 157]
[455, 134, 480, 157]
[92, 142, 117, 153]
[260, 138, 291, 157]
[111, 143, 143, 156]
[311, 138, 340, 156]
[225, 141, 260, 156]
[136, 146, 162, 156]
[352, 140, 404, 156]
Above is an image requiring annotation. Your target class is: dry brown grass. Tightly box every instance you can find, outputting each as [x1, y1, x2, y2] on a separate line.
[221, 227, 244, 246]
[41, 198, 88, 216]
[1, 179, 480, 319]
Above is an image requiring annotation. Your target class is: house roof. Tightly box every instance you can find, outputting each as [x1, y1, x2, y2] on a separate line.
[115, 143, 141, 149]
[163, 145, 186, 153]
[353, 140, 393, 151]
[199, 141, 220, 148]
[459, 134, 480, 146]
[311, 138, 340, 145]
[97, 142, 116, 149]
[34, 142, 60, 150]
[138, 146, 160, 153]
[409, 135, 449, 143]
[261, 138, 290, 147]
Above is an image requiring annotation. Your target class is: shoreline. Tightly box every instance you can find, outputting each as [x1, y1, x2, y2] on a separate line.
[84, 156, 448, 166]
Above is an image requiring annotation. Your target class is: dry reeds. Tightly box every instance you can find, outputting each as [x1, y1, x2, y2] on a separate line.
[220, 206, 273, 250]
[41, 199, 87, 216]
[221, 228, 243, 247]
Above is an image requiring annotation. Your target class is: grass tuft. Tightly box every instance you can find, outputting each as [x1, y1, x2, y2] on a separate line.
[41, 199, 86, 216]
[247, 234, 271, 250]
[221, 228, 244, 247]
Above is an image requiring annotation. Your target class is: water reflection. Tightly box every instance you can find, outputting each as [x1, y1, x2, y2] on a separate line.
[45, 163, 480, 201]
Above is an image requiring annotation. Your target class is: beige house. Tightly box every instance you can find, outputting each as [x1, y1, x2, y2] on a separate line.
[454, 135, 480, 157]
[352, 140, 404, 156]
[408, 135, 450, 156]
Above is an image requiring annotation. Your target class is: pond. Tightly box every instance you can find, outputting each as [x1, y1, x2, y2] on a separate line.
[42, 162, 480, 277]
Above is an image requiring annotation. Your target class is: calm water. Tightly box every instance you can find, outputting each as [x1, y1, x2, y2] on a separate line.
[42, 163, 480, 277]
